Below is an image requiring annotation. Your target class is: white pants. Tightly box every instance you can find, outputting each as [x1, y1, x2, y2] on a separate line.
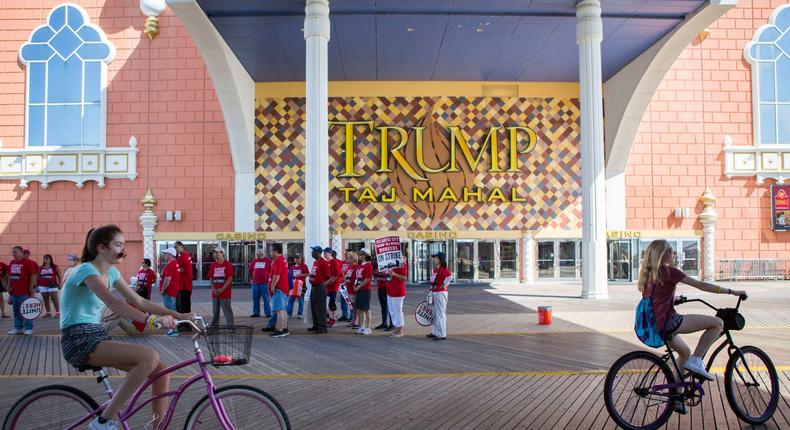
[431, 291, 448, 338]
[387, 296, 405, 328]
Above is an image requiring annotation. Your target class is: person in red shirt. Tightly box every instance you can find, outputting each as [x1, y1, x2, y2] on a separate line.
[339, 251, 357, 323]
[373, 261, 392, 331]
[385, 250, 409, 338]
[428, 252, 452, 341]
[0, 260, 9, 318]
[354, 249, 374, 335]
[207, 247, 235, 327]
[308, 245, 331, 333]
[323, 247, 342, 327]
[248, 249, 272, 318]
[159, 248, 180, 337]
[288, 255, 309, 318]
[175, 242, 194, 320]
[7, 246, 37, 335]
[38, 254, 62, 318]
[136, 259, 157, 300]
[23, 249, 39, 274]
[268, 243, 290, 337]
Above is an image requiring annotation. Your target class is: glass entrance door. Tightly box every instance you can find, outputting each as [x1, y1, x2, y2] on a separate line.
[413, 241, 447, 283]
[558, 241, 578, 279]
[455, 241, 475, 281]
[499, 240, 518, 279]
[537, 241, 555, 279]
[608, 240, 632, 281]
[478, 241, 495, 280]
[227, 242, 256, 284]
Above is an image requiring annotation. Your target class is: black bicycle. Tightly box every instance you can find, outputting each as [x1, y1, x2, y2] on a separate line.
[604, 295, 779, 430]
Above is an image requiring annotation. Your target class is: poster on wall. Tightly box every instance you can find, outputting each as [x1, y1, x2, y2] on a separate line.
[374, 236, 404, 270]
[772, 184, 790, 231]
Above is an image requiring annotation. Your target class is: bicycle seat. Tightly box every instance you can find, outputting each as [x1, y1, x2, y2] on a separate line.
[77, 364, 103, 373]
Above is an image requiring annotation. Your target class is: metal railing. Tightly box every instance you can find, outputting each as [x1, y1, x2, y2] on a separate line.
[717, 259, 790, 281]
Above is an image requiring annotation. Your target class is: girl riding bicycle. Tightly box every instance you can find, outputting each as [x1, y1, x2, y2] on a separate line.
[638, 239, 746, 381]
[60, 225, 193, 430]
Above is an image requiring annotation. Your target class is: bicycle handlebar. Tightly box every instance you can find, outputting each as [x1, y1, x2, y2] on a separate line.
[676, 293, 747, 311]
[154, 315, 207, 332]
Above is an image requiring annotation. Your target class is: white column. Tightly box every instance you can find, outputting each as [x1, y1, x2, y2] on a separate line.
[699, 187, 718, 281]
[303, 0, 330, 268]
[577, 0, 608, 299]
[522, 233, 535, 284]
[234, 172, 255, 231]
[605, 171, 626, 230]
[139, 189, 158, 261]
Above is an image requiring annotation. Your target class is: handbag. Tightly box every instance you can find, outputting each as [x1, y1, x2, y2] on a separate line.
[634, 283, 665, 348]
[426, 291, 433, 305]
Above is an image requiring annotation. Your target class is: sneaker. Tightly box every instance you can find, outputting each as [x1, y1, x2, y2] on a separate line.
[53, 312, 60, 318]
[7, 329, 20, 335]
[362, 328, 372, 335]
[433, 336, 447, 341]
[249, 314, 261, 318]
[356, 328, 365, 334]
[297, 315, 303, 319]
[683, 356, 714, 381]
[674, 401, 688, 415]
[89, 416, 119, 430]
[327, 319, 336, 327]
[385, 325, 395, 332]
[264, 314, 272, 318]
[271, 330, 289, 338]
[23, 329, 33, 336]
[164, 330, 179, 337]
[389, 332, 404, 338]
[262, 327, 276, 332]
[426, 333, 436, 338]
[374, 324, 387, 330]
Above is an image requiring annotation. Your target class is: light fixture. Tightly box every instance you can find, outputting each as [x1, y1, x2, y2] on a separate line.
[674, 208, 691, 219]
[174, 211, 182, 221]
[166, 211, 173, 221]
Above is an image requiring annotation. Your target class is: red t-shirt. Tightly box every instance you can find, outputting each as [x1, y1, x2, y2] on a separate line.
[208, 261, 234, 299]
[178, 252, 194, 292]
[8, 258, 35, 296]
[136, 268, 156, 293]
[249, 257, 272, 285]
[355, 262, 373, 291]
[387, 264, 408, 297]
[290, 263, 308, 297]
[25, 258, 39, 274]
[646, 265, 688, 333]
[38, 265, 58, 287]
[327, 258, 342, 293]
[0, 262, 7, 279]
[270, 255, 289, 294]
[431, 267, 452, 292]
[160, 260, 180, 297]
[341, 262, 357, 294]
[310, 258, 331, 287]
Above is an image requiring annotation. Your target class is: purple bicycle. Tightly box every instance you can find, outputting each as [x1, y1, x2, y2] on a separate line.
[604, 295, 779, 430]
[3, 317, 290, 430]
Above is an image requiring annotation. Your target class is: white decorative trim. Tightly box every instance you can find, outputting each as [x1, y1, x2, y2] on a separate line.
[0, 136, 138, 188]
[723, 135, 790, 184]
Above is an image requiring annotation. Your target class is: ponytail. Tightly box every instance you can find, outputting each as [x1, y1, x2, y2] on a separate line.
[80, 225, 123, 263]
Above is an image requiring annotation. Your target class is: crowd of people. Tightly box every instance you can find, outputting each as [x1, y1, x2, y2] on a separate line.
[0, 239, 453, 341]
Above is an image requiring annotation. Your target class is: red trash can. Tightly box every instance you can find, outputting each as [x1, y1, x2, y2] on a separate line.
[538, 306, 552, 325]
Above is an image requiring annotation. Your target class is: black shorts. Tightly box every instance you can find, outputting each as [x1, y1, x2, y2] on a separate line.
[354, 290, 371, 311]
[61, 323, 111, 371]
[663, 314, 684, 341]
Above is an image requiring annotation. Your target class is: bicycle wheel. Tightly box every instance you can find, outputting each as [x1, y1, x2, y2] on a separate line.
[184, 385, 290, 430]
[604, 351, 676, 430]
[724, 345, 779, 425]
[2, 385, 99, 430]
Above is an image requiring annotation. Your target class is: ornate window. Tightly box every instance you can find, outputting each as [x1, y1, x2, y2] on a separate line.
[19, 4, 114, 147]
[726, 5, 790, 184]
[0, 4, 137, 188]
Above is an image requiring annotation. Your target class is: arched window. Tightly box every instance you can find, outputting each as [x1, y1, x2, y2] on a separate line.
[744, 4, 790, 146]
[19, 3, 115, 147]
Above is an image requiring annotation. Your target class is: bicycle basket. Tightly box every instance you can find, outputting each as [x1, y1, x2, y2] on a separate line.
[716, 308, 745, 331]
[204, 325, 253, 366]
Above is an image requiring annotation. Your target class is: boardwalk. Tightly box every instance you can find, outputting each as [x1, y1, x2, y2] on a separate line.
[1, 281, 789, 429]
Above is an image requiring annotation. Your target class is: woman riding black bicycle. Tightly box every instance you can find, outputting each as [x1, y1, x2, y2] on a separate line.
[638, 239, 746, 381]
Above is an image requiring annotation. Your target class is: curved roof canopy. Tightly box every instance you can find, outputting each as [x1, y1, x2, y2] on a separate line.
[197, 0, 707, 82]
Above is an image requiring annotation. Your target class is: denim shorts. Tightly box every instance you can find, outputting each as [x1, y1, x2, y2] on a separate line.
[272, 290, 288, 312]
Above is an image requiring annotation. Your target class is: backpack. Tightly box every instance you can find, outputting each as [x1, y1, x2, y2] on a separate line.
[634, 284, 665, 348]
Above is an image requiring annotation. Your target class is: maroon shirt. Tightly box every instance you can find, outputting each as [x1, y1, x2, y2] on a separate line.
[644, 265, 687, 332]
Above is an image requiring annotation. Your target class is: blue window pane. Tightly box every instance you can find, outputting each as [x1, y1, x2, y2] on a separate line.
[47, 56, 82, 103]
[31, 26, 55, 43]
[27, 106, 45, 146]
[777, 56, 790, 102]
[760, 104, 777, 144]
[759, 62, 775, 102]
[78, 44, 111, 62]
[779, 105, 790, 145]
[751, 44, 781, 61]
[29, 63, 46, 103]
[20, 43, 54, 62]
[65, 6, 84, 30]
[77, 27, 101, 43]
[776, 9, 790, 32]
[84, 62, 101, 103]
[82, 104, 101, 146]
[47, 105, 81, 146]
[49, 6, 66, 30]
[758, 27, 781, 43]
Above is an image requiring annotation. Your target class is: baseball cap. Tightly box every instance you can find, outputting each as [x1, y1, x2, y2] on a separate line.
[310, 245, 324, 253]
[163, 247, 178, 257]
[67, 254, 78, 261]
[323, 247, 333, 253]
[23, 248, 30, 254]
[213, 246, 225, 254]
[431, 252, 446, 260]
[359, 248, 370, 255]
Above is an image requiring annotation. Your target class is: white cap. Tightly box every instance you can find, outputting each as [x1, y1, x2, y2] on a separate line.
[213, 246, 225, 254]
[163, 247, 177, 257]
[359, 248, 370, 255]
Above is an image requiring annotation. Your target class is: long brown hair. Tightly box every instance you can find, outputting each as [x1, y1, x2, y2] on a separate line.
[637, 239, 672, 292]
[80, 225, 123, 263]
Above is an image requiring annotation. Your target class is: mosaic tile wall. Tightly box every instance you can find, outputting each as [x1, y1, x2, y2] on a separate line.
[254, 97, 582, 232]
